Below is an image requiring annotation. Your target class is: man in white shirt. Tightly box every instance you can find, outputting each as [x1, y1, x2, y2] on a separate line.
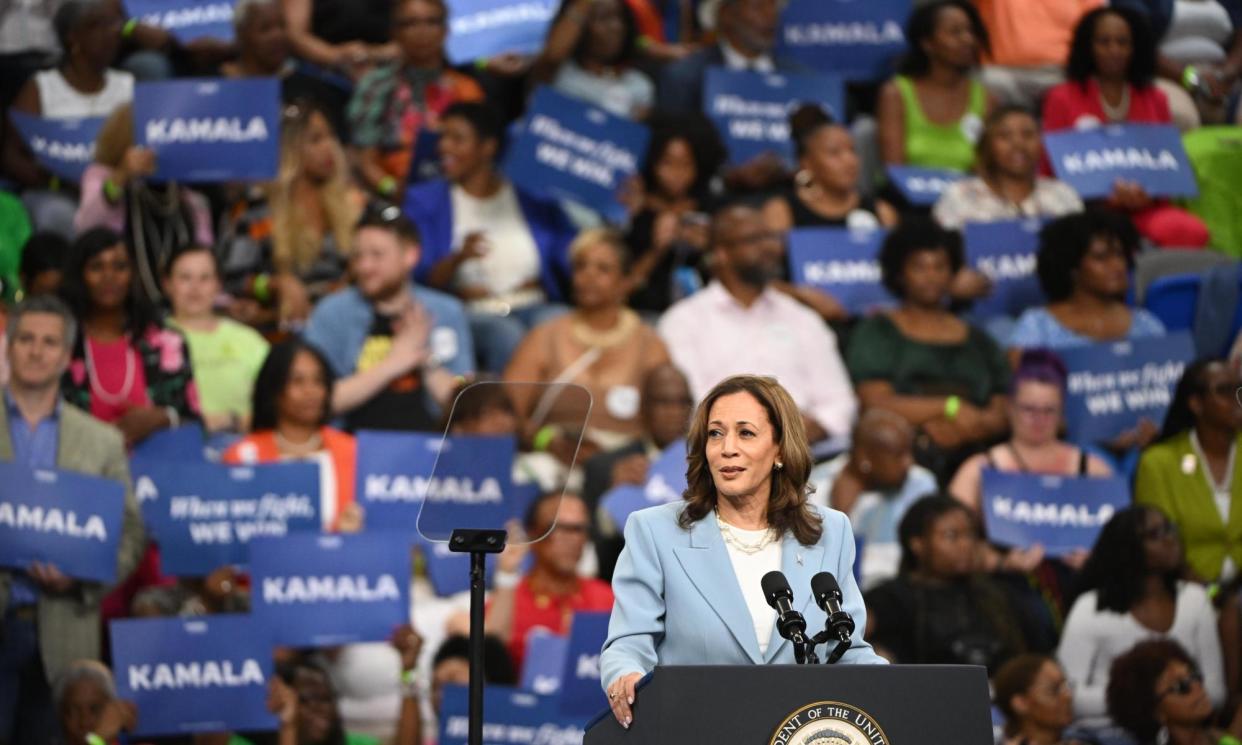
[657, 203, 857, 442]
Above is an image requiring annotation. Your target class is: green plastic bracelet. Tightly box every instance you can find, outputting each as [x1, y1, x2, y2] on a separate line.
[944, 395, 961, 421]
[252, 273, 271, 303]
[532, 425, 557, 453]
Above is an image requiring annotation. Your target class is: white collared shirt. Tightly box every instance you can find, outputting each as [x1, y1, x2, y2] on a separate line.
[720, 41, 775, 73]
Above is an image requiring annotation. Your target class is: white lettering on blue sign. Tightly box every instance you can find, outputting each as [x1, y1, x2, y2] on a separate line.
[991, 497, 1116, 528]
[444, 716, 584, 744]
[904, 175, 954, 194]
[575, 654, 599, 679]
[127, 659, 264, 691]
[0, 503, 107, 541]
[366, 475, 503, 504]
[1061, 148, 1180, 174]
[644, 474, 681, 504]
[783, 20, 904, 47]
[28, 136, 93, 164]
[527, 115, 636, 171]
[261, 574, 401, 603]
[712, 94, 788, 119]
[141, 3, 232, 30]
[451, 2, 553, 34]
[802, 260, 881, 284]
[975, 253, 1035, 281]
[145, 117, 269, 145]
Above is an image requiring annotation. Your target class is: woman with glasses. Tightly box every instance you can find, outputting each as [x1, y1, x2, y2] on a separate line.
[994, 654, 1086, 745]
[1057, 506, 1225, 728]
[1108, 639, 1242, 745]
[949, 350, 1113, 574]
[1137, 359, 1242, 586]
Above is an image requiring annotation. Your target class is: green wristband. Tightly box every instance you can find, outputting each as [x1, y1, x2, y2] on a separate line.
[532, 425, 557, 453]
[1182, 64, 1200, 91]
[944, 395, 961, 421]
[122, 18, 138, 38]
[474, 57, 489, 71]
[103, 178, 122, 203]
[377, 176, 397, 197]
[252, 273, 271, 303]
[86, 734, 107, 745]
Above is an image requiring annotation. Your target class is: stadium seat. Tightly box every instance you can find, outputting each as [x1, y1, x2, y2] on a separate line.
[1142, 273, 1202, 332]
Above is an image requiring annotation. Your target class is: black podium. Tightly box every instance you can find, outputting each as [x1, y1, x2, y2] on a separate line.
[583, 665, 993, 744]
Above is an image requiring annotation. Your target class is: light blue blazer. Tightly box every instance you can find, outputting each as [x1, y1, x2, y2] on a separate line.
[600, 501, 886, 690]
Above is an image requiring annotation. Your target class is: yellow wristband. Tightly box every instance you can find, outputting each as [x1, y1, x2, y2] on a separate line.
[944, 395, 961, 421]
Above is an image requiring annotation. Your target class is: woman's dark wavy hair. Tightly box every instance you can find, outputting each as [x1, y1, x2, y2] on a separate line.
[897, 0, 990, 77]
[789, 103, 842, 160]
[994, 654, 1060, 738]
[441, 101, 507, 160]
[897, 494, 971, 574]
[1072, 506, 1179, 614]
[640, 111, 727, 202]
[1066, 6, 1157, 88]
[678, 375, 822, 546]
[432, 634, 519, 685]
[1106, 639, 1197, 745]
[1158, 358, 1220, 441]
[250, 339, 336, 431]
[553, 0, 639, 67]
[878, 216, 965, 300]
[1035, 211, 1138, 302]
[60, 227, 160, 338]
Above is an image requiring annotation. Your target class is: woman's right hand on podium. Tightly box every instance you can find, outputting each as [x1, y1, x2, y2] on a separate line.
[607, 672, 643, 728]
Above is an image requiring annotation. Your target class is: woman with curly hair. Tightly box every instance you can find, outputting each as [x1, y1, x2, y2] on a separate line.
[1057, 507, 1225, 728]
[1107, 639, 1242, 745]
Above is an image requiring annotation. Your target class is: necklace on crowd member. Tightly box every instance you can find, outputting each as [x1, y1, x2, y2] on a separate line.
[85, 337, 137, 405]
[275, 429, 323, 457]
[570, 308, 639, 349]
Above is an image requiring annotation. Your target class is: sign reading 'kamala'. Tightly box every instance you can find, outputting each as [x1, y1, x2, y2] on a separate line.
[1044, 124, 1198, 199]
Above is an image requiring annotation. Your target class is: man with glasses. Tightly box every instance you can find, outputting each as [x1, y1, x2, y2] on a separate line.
[658, 201, 857, 444]
[484, 492, 614, 674]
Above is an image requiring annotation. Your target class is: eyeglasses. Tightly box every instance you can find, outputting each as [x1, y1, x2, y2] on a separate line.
[1142, 522, 1177, 541]
[1014, 403, 1059, 419]
[1158, 672, 1203, 698]
[1201, 382, 1240, 398]
[1034, 679, 1073, 698]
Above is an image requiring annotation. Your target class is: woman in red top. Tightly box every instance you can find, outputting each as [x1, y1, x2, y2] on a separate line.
[1042, 7, 1209, 249]
[224, 339, 360, 532]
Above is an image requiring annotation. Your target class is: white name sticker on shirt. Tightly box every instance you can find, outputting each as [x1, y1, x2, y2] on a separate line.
[431, 327, 459, 366]
[605, 385, 640, 420]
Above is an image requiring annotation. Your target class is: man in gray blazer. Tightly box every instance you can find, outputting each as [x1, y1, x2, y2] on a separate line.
[0, 295, 144, 745]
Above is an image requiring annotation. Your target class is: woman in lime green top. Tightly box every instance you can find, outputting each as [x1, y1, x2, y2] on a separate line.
[1136, 359, 1242, 584]
[877, 0, 994, 174]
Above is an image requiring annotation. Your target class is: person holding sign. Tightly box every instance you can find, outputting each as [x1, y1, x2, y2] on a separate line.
[1041, 6, 1210, 248]
[531, 0, 654, 119]
[347, 0, 484, 198]
[224, 339, 359, 532]
[1136, 358, 1242, 585]
[601, 375, 885, 728]
[932, 106, 1084, 230]
[505, 228, 671, 450]
[1057, 506, 1226, 728]
[876, 1, 995, 175]
[404, 102, 575, 374]
[59, 228, 200, 446]
[846, 217, 1010, 480]
[949, 350, 1113, 572]
[0, 295, 143, 745]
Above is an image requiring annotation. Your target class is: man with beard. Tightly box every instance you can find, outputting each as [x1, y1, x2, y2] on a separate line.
[656, 203, 856, 443]
[304, 204, 473, 432]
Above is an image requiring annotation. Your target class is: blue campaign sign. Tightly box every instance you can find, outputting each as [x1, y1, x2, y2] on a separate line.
[777, 0, 910, 81]
[446, 0, 558, 65]
[503, 87, 649, 220]
[521, 630, 569, 697]
[124, 0, 235, 42]
[134, 78, 280, 183]
[1061, 332, 1196, 443]
[981, 469, 1130, 557]
[964, 219, 1045, 320]
[0, 463, 125, 584]
[419, 483, 536, 597]
[250, 532, 411, 647]
[356, 429, 443, 532]
[132, 460, 321, 576]
[558, 611, 611, 718]
[416, 434, 521, 541]
[787, 227, 891, 315]
[1044, 124, 1199, 199]
[703, 68, 845, 166]
[440, 685, 587, 745]
[8, 111, 104, 183]
[886, 165, 966, 207]
[600, 440, 687, 533]
[111, 614, 276, 736]
[131, 425, 207, 462]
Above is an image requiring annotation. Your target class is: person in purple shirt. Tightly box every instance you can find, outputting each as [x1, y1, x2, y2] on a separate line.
[0, 294, 143, 745]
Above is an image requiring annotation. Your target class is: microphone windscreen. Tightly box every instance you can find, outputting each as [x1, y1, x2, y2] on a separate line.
[760, 570, 793, 608]
[811, 571, 842, 603]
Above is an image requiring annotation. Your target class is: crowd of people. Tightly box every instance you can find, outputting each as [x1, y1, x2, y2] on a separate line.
[2, 0, 1242, 743]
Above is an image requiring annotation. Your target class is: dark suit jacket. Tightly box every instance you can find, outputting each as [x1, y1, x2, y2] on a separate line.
[0, 398, 145, 684]
[582, 440, 648, 582]
[655, 45, 809, 114]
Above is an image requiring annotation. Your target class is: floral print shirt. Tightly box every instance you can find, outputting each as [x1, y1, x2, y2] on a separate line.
[63, 323, 201, 423]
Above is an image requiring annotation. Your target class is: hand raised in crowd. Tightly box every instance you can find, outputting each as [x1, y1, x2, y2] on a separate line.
[496, 518, 531, 576]
[611, 453, 651, 487]
[272, 273, 312, 325]
[390, 623, 425, 672]
[114, 146, 158, 186]
[726, 151, 787, 192]
[618, 176, 646, 217]
[485, 52, 532, 77]
[334, 41, 373, 79]
[389, 302, 433, 372]
[28, 561, 74, 593]
[949, 268, 992, 302]
[201, 565, 244, 613]
[115, 405, 172, 447]
[606, 672, 643, 728]
[1062, 548, 1090, 572]
[1111, 417, 1159, 452]
[267, 676, 298, 726]
[337, 502, 365, 533]
[1108, 179, 1152, 211]
[1000, 544, 1046, 573]
[93, 699, 138, 740]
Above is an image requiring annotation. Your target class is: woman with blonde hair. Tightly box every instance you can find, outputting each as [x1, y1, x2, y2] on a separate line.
[221, 100, 363, 328]
[600, 374, 886, 728]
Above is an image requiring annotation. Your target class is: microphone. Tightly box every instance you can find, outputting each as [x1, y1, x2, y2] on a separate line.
[760, 571, 807, 642]
[811, 572, 856, 644]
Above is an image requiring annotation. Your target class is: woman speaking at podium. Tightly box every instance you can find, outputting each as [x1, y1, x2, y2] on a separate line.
[600, 375, 886, 727]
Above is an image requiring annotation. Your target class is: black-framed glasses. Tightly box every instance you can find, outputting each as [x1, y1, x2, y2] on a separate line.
[1142, 522, 1177, 541]
[1158, 672, 1203, 698]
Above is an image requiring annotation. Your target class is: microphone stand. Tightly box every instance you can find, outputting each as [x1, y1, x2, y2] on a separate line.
[448, 528, 508, 745]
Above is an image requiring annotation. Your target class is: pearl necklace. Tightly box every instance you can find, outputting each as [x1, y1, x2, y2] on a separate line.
[716, 511, 777, 554]
[84, 337, 136, 405]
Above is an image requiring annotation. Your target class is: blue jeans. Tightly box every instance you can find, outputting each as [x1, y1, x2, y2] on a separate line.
[469, 303, 568, 374]
[0, 610, 55, 745]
